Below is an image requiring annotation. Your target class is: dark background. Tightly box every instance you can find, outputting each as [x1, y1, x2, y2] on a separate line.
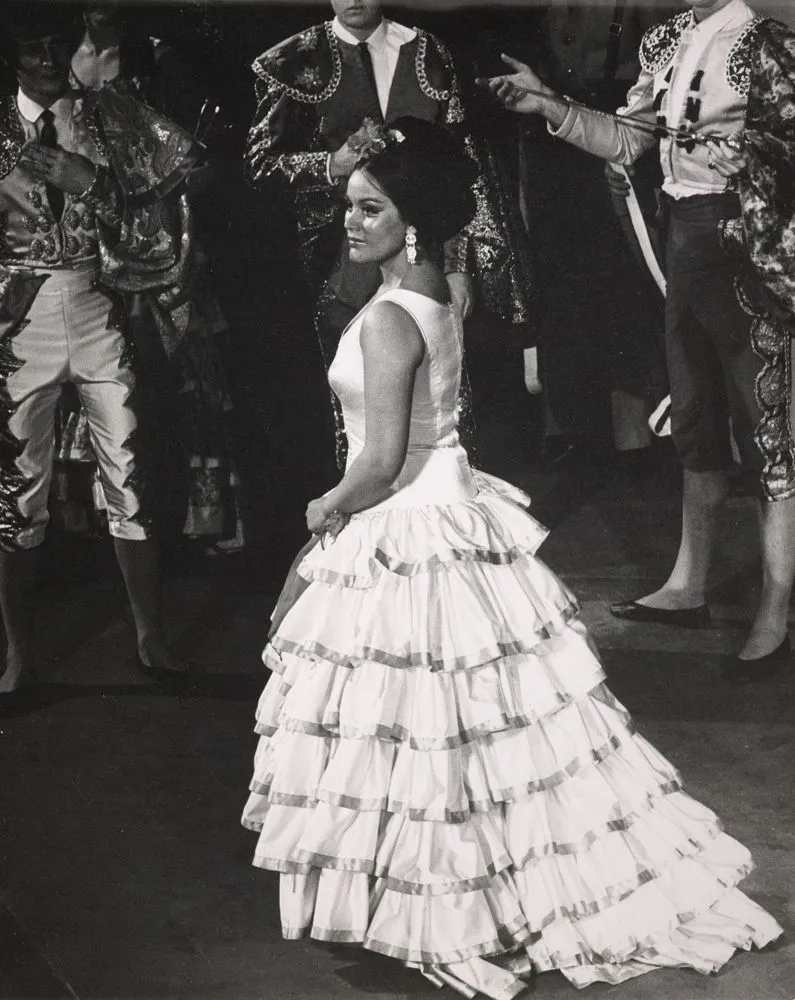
[3, 0, 793, 569]
[0, 0, 561, 576]
[6, 2, 554, 560]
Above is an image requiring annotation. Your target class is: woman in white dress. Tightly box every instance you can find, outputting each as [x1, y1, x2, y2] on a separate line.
[242, 118, 782, 999]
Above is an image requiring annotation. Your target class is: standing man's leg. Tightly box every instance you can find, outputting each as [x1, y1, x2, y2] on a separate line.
[0, 548, 39, 694]
[0, 279, 67, 694]
[611, 303, 731, 618]
[746, 497, 795, 659]
[0, 390, 55, 693]
[78, 381, 183, 674]
[635, 468, 729, 611]
[612, 195, 753, 625]
[72, 277, 184, 675]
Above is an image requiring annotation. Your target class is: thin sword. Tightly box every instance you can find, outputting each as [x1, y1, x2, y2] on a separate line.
[489, 84, 744, 149]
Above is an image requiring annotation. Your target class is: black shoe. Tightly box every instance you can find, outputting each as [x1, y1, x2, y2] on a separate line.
[609, 600, 711, 629]
[135, 653, 191, 689]
[722, 634, 790, 683]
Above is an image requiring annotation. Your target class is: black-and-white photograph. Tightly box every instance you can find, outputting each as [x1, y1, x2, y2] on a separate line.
[0, 0, 793, 997]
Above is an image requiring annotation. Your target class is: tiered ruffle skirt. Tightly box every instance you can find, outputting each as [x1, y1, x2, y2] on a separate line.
[243, 473, 782, 998]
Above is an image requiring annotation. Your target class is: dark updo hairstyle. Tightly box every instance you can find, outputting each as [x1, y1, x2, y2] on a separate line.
[359, 117, 478, 248]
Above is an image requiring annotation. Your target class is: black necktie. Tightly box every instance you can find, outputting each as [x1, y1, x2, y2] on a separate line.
[38, 109, 65, 221]
[357, 42, 381, 115]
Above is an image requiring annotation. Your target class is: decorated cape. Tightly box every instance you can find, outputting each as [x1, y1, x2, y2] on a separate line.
[88, 85, 200, 314]
[727, 18, 795, 500]
[739, 18, 795, 328]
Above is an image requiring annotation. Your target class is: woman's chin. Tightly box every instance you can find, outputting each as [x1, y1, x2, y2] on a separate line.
[348, 244, 367, 262]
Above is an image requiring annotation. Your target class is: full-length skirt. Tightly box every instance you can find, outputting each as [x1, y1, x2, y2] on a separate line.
[242, 472, 782, 998]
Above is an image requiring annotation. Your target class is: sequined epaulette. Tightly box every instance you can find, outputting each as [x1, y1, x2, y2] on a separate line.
[726, 17, 764, 96]
[0, 97, 24, 181]
[251, 23, 341, 105]
[639, 12, 691, 76]
[251, 22, 454, 107]
[416, 30, 452, 102]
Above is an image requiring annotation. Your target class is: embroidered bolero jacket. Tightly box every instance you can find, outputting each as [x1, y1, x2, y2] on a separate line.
[246, 22, 537, 331]
[0, 94, 124, 271]
[0, 88, 201, 367]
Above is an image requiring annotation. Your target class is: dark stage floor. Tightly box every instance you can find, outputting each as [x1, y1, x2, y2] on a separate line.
[1, 438, 793, 1000]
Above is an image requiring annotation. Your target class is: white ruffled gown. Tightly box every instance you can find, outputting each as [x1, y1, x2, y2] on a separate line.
[243, 289, 782, 998]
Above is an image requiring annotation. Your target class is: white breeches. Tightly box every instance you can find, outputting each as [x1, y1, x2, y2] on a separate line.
[6, 267, 148, 548]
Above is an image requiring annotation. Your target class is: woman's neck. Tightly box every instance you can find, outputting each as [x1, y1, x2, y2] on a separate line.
[378, 256, 448, 303]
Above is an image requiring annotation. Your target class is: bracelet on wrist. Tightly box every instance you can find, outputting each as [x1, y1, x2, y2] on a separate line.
[322, 505, 349, 533]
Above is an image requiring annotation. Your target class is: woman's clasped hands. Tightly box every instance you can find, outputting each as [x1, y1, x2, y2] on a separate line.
[306, 497, 349, 543]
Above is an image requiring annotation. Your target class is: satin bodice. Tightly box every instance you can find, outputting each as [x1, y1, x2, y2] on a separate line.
[328, 288, 476, 508]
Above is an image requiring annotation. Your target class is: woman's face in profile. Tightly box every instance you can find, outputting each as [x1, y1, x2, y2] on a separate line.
[344, 169, 407, 266]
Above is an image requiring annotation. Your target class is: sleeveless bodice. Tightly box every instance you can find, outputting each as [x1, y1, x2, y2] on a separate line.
[328, 288, 477, 508]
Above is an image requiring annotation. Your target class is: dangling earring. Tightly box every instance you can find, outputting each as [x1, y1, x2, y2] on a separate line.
[405, 225, 419, 265]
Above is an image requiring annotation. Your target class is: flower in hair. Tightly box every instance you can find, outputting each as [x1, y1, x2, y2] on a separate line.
[348, 118, 406, 164]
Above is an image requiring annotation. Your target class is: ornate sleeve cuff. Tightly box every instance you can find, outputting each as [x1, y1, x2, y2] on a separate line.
[79, 165, 123, 230]
[299, 151, 333, 187]
[264, 151, 330, 188]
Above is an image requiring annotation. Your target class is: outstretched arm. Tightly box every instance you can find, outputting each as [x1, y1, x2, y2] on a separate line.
[480, 54, 569, 126]
[306, 301, 425, 534]
[481, 53, 658, 166]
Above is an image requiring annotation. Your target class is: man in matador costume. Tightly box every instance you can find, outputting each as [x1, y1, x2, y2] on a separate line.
[486, 0, 795, 682]
[0, 5, 202, 705]
[245, 0, 537, 458]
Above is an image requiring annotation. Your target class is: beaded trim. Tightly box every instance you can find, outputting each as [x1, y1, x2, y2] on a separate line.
[639, 12, 690, 76]
[253, 23, 451, 107]
[416, 31, 451, 102]
[726, 17, 763, 96]
[0, 98, 25, 181]
[255, 23, 342, 106]
[81, 96, 110, 161]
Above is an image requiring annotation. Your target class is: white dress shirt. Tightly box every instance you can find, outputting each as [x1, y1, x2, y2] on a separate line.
[17, 90, 76, 147]
[551, 0, 757, 198]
